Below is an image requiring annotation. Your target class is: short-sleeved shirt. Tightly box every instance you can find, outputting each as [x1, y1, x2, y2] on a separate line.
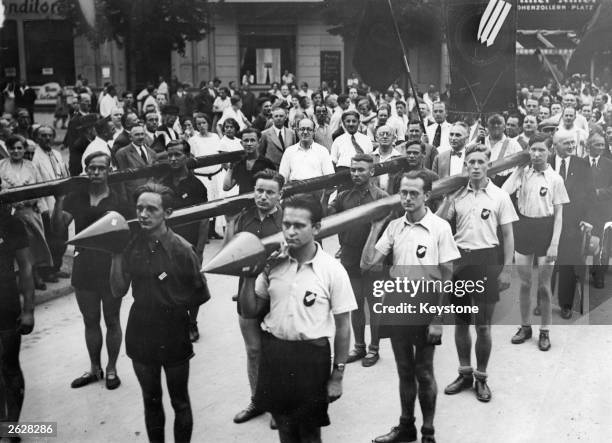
[375, 208, 460, 280]
[331, 132, 374, 167]
[235, 205, 283, 239]
[502, 165, 569, 218]
[485, 135, 523, 176]
[230, 157, 277, 194]
[161, 173, 208, 246]
[329, 184, 389, 273]
[255, 243, 357, 340]
[64, 189, 130, 290]
[124, 229, 205, 310]
[446, 179, 518, 250]
[278, 142, 335, 181]
[0, 215, 28, 329]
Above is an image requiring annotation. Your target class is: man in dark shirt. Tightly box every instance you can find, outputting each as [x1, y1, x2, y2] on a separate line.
[110, 183, 208, 443]
[223, 128, 277, 194]
[252, 99, 273, 132]
[225, 169, 284, 428]
[328, 154, 389, 367]
[0, 196, 35, 430]
[54, 151, 130, 390]
[161, 139, 210, 342]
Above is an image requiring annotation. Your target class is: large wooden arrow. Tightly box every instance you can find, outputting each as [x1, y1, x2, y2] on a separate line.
[0, 151, 245, 204]
[202, 151, 531, 275]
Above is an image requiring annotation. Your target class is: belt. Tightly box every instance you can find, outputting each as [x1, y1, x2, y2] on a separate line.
[459, 247, 497, 255]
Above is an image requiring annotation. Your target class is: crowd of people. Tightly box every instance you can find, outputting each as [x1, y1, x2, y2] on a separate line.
[1, 69, 612, 443]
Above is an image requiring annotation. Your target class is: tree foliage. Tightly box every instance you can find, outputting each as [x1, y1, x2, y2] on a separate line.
[323, 0, 442, 46]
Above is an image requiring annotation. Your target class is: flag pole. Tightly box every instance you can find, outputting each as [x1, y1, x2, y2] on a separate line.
[386, 0, 427, 133]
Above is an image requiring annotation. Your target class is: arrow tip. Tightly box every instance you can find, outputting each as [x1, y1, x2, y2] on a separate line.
[202, 231, 267, 276]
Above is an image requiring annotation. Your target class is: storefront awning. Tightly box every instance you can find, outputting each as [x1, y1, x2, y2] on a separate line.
[516, 30, 577, 56]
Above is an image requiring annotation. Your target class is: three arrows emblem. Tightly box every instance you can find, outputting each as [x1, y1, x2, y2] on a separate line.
[477, 0, 513, 47]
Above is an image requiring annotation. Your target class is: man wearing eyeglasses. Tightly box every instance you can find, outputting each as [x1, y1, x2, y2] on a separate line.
[279, 118, 335, 182]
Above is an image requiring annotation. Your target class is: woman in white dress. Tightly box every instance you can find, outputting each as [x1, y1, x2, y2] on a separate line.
[217, 118, 244, 235]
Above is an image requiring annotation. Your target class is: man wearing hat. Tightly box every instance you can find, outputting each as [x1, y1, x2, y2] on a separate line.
[69, 113, 98, 176]
[156, 105, 181, 147]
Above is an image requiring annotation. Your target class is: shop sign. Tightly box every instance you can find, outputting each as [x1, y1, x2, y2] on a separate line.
[42, 67, 54, 75]
[3, 0, 64, 19]
[518, 0, 597, 29]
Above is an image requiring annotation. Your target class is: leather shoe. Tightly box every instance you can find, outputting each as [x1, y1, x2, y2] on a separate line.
[346, 346, 367, 364]
[71, 370, 103, 388]
[372, 425, 417, 442]
[362, 350, 380, 367]
[538, 330, 551, 351]
[105, 372, 121, 390]
[474, 378, 491, 402]
[533, 305, 541, 316]
[421, 426, 436, 443]
[511, 326, 532, 344]
[444, 374, 473, 395]
[233, 402, 264, 423]
[561, 307, 572, 320]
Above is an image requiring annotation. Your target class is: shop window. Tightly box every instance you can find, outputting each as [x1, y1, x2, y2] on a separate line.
[0, 20, 20, 81]
[23, 20, 75, 85]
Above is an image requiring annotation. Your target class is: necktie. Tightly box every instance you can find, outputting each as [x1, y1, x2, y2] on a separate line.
[351, 134, 364, 155]
[559, 158, 566, 181]
[592, 158, 597, 168]
[278, 129, 285, 150]
[47, 150, 62, 178]
[140, 147, 148, 163]
[433, 124, 442, 147]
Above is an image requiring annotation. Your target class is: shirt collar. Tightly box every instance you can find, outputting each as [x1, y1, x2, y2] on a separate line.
[403, 208, 433, 232]
[287, 242, 323, 267]
[373, 147, 401, 158]
[590, 155, 601, 162]
[460, 178, 492, 198]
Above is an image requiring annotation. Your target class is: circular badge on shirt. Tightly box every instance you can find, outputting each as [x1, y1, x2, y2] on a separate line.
[481, 208, 491, 220]
[303, 291, 317, 307]
[416, 245, 427, 259]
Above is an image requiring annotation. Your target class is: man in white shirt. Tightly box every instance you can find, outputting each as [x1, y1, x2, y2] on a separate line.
[483, 114, 523, 185]
[426, 102, 452, 152]
[331, 110, 374, 169]
[99, 85, 118, 118]
[559, 107, 588, 157]
[279, 119, 334, 181]
[560, 93, 589, 134]
[81, 118, 115, 171]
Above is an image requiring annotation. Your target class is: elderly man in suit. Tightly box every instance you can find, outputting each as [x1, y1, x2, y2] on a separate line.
[585, 132, 612, 288]
[259, 107, 296, 168]
[549, 129, 596, 319]
[115, 124, 157, 204]
[432, 122, 469, 179]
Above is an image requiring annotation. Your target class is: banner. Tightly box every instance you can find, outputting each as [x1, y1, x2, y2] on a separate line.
[447, 0, 518, 115]
[352, 0, 404, 91]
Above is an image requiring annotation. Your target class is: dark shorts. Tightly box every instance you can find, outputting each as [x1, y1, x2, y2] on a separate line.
[255, 332, 331, 428]
[514, 214, 554, 257]
[452, 247, 501, 325]
[126, 304, 194, 367]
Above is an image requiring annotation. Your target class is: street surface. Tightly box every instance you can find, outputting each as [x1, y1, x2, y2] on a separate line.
[15, 237, 612, 443]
